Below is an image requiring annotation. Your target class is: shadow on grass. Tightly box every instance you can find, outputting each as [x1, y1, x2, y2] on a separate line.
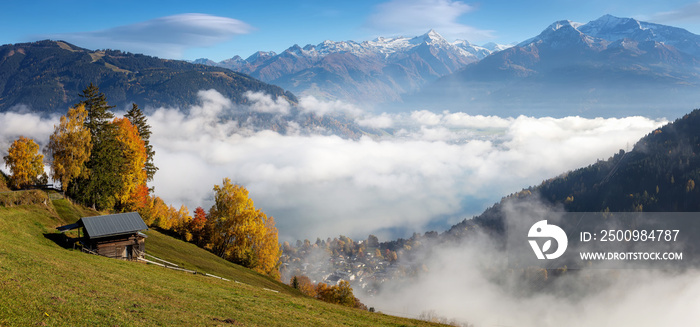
[43, 233, 79, 249]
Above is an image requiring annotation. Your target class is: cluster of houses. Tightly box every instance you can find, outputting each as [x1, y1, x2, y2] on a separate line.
[281, 243, 419, 296]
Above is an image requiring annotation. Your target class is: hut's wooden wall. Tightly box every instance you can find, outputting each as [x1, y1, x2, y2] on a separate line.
[90, 234, 145, 260]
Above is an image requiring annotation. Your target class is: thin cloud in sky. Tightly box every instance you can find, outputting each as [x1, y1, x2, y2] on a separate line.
[365, 0, 494, 41]
[37, 13, 253, 59]
[646, 2, 700, 23]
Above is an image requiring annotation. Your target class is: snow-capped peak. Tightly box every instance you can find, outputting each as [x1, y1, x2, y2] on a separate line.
[425, 29, 443, 40]
[409, 29, 448, 46]
[452, 40, 494, 59]
[481, 42, 514, 52]
[578, 15, 648, 42]
[518, 19, 607, 49]
[547, 20, 583, 32]
[578, 14, 700, 57]
[245, 51, 276, 62]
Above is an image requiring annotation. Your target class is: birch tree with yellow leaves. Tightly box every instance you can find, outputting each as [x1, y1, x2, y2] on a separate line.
[208, 178, 281, 279]
[3, 136, 45, 189]
[45, 104, 91, 192]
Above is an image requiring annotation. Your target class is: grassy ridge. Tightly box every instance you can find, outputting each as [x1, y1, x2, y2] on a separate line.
[144, 230, 292, 295]
[0, 197, 444, 326]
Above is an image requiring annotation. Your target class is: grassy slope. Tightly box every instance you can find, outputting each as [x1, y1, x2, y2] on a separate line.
[0, 197, 444, 326]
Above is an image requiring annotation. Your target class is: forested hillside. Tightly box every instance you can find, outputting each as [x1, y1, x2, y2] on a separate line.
[0, 40, 296, 114]
[448, 109, 700, 236]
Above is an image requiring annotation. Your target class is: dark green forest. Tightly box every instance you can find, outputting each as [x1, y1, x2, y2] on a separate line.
[0, 40, 297, 114]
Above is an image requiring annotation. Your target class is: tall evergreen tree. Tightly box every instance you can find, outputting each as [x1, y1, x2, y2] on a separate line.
[70, 84, 121, 210]
[79, 83, 114, 141]
[72, 126, 124, 210]
[125, 103, 158, 182]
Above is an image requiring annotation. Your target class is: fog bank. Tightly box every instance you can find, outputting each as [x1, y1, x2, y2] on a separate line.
[0, 91, 667, 242]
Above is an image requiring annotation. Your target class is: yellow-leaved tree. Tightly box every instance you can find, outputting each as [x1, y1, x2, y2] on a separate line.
[46, 104, 92, 192]
[111, 117, 148, 211]
[208, 178, 281, 278]
[3, 136, 45, 189]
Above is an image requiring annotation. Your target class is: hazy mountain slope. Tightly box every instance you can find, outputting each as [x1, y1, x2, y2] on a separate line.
[448, 108, 700, 237]
[0, 40, 297, 115]
[412, 15, 700, 118]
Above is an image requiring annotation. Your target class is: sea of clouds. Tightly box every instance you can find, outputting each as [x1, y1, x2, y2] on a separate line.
[0, 90, 666, 242]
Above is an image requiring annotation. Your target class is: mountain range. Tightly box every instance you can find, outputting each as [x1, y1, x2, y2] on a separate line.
[412, 15, 700, 118]
[194, 30, 511, 105]
[4, 15, 700, 121]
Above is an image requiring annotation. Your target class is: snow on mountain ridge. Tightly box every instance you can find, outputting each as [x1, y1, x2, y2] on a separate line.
[578, 14, 700, 57]
[261, 30, 503, 62]
[194, 30, 510, 103]
[481, 42, 514, 52]
[226, 30, 509, 63]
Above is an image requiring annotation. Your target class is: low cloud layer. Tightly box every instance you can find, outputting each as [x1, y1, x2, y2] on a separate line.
[0, 111, 57, 152]
[37, 13, 252, 59]
[146, 91, 664, 241]
[0, 90, 666, 243]
[364, 198, 700, 326]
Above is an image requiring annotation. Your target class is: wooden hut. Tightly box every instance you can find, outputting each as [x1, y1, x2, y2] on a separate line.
[57, 212, 148, 260]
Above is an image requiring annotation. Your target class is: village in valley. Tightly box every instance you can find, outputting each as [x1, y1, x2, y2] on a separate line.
[279, 233, 433, 295]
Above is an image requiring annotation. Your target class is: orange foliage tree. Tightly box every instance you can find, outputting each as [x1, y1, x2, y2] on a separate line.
[111, 118, 148, 211]
[188, 207, 208, 245]
[314, 281, 364, 308]
[290, 275, 317, 297]
[3, 136, 45, 189]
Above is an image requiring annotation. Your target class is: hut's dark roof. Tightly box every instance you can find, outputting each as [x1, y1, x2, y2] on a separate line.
[81, 212, 148, 239]
[56, 222, 80, 232]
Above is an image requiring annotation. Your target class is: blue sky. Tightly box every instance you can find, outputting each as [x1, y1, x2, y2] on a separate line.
[3, 0, 700, 61]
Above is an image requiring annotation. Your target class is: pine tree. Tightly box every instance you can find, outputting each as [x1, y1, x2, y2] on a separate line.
[125, 103, 158, 182]
[71, 84, 120, 210]
[72, 124, 123, 210]
[79, 83, 115, 141]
